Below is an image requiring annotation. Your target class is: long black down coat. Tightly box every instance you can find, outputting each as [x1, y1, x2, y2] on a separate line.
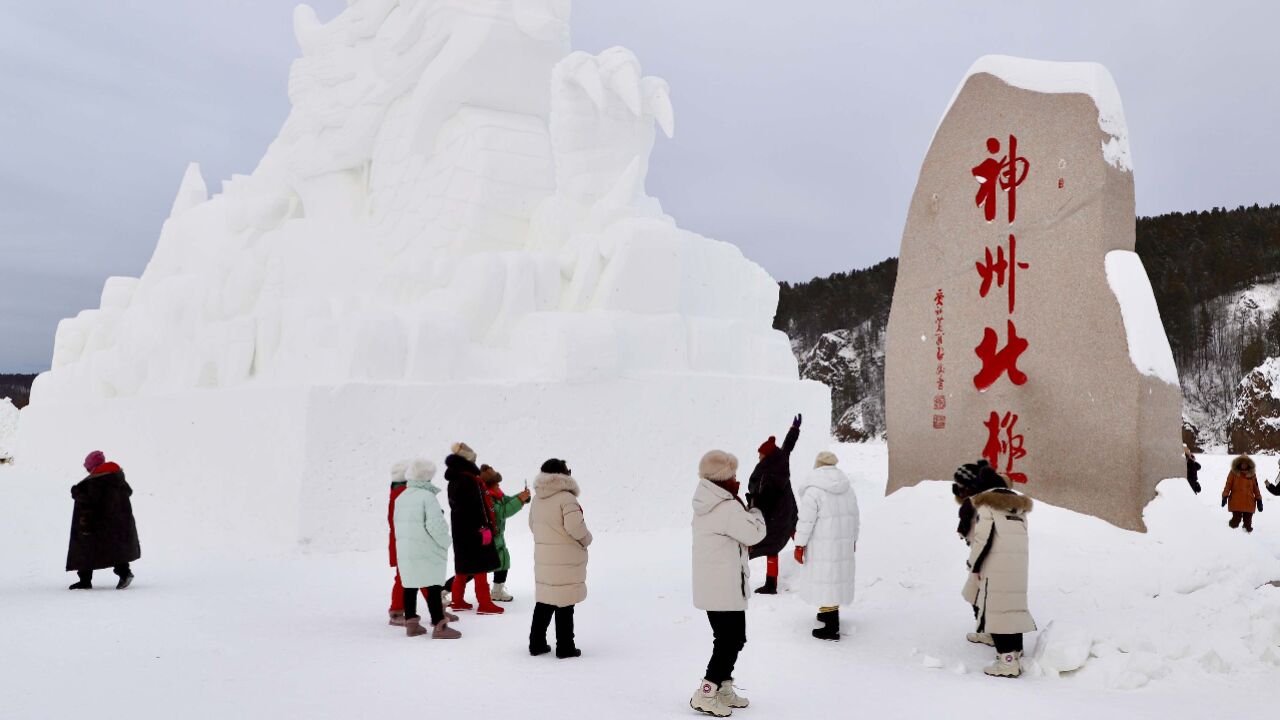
[65, 464, 141, 571]
[444, 454, 500, 575]
[747, 424, 800, 559]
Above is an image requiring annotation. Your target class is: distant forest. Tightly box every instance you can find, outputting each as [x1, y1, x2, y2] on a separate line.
[0, 374, 38, 408]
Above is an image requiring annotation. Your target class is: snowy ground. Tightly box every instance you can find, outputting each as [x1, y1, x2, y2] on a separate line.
[2, 443, 1278, 718]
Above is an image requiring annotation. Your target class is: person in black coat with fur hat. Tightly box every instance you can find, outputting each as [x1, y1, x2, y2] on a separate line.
[444, 442, 503, 614]
[746, 414, 801, 594]
[66, 450, 140, 590]
[1183, 445, 1202, 494]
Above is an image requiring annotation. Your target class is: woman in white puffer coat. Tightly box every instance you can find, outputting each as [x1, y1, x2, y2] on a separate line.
[793, 451, 859, 641]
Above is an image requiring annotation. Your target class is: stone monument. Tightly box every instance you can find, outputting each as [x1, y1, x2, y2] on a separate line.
[885, 56, 1183, 531]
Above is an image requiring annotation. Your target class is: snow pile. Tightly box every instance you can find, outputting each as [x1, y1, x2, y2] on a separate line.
[0, 398, 16, 463]
[17, 2, 829, 550]
[941, 54, 1132, 171]
[1105, 250, 1180, 385]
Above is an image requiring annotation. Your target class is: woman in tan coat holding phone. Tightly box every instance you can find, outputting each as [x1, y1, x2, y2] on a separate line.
[690, 449, 767, 717]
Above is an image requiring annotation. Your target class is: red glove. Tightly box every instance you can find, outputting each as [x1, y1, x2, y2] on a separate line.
[794, 546, 805, 565]
[480, 528, 493, 546]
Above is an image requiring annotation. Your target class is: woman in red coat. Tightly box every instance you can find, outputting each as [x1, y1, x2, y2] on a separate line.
[387, 460, 432, 625]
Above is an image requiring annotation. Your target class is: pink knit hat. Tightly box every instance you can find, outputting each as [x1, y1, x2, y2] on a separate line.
[84, 450, 106, 473]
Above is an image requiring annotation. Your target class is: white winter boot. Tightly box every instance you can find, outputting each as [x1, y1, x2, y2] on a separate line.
[983, 650, 1022, 678]
[966, 632, 995, 646]
[690, 679, 732, 717]
[717, 679, 749, 708]
[491, 583, 513, 602]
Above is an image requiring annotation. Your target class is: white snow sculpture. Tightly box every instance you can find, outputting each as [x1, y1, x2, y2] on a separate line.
[21, 1, 828, 551]
[33, 0, 792, 400]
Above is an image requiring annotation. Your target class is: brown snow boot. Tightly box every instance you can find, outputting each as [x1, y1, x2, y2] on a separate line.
[388, 610, 406, 627]
[432, 620, 461, 639]
[405, 616, 427, 637]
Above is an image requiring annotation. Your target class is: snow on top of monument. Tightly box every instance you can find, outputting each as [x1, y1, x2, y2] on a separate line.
[939, 55, 1132, 172]
[1105, 251, 1179, 385]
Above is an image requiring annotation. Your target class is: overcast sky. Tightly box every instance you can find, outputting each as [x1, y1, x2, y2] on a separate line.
[2, 1, 1277, 372]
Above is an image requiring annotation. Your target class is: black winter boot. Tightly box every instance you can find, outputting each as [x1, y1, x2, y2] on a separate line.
[812, 610, 840, 641]
[68, 580, 92, 590]
[754, 576, 777, 595]
[116, 573, 134, 590]
[554, 606, 580, 658]
[529, 602, 553, 656]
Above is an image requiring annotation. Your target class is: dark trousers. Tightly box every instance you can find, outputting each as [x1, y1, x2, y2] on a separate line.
[494, 569, 508, 584]
[403, 585, 444, 625]
[530, 602, 576, 649]
[992, 633, 1023, 653]
[78, 564, 131, 583]
[705, 611, 747, 684]
[1229, 512, 1254, 531]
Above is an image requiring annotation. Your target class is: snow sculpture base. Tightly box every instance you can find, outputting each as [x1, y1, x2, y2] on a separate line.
[17, 378, 829, 552]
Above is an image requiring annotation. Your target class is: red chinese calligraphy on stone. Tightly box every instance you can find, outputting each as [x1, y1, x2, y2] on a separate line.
[933, 415, 947, 430]
[973, 320, 1029, 391]
[976, 234, 1031, 314]
[971, 135, 1030, 223]
[981, 411, 1028, 483]
[933, 394, 946, 411]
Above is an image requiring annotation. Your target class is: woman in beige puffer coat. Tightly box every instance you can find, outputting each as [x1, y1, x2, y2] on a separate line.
[528, 458, 592, 658]
[689, 449, 767, 717]
[963, 483, 1036, 678]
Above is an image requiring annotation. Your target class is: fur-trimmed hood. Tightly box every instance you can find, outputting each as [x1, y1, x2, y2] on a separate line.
[971, 488, 1033, 514]
[1231, 455, 1256, 476]
[534, 472, 579, 498]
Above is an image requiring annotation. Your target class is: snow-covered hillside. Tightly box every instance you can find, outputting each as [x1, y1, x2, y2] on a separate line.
[1, 444, 1274, 718]
[1183, 277, 1280, 449]
[796, 319, 886, 441]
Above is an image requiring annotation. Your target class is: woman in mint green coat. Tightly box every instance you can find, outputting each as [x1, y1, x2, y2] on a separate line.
[393, 459, 459, 638]
[482, 465, 530, 602]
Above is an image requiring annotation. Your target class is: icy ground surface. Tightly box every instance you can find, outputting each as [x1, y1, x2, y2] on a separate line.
[1, 444, 1277, 718]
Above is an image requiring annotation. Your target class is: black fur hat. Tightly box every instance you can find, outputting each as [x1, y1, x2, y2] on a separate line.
[540, 458, 571, 476]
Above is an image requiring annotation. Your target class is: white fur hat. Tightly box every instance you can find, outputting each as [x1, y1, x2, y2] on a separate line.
[450, 442, 477, 463]
[406, 458, 437, 483]
[390, 460, 410, 482]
